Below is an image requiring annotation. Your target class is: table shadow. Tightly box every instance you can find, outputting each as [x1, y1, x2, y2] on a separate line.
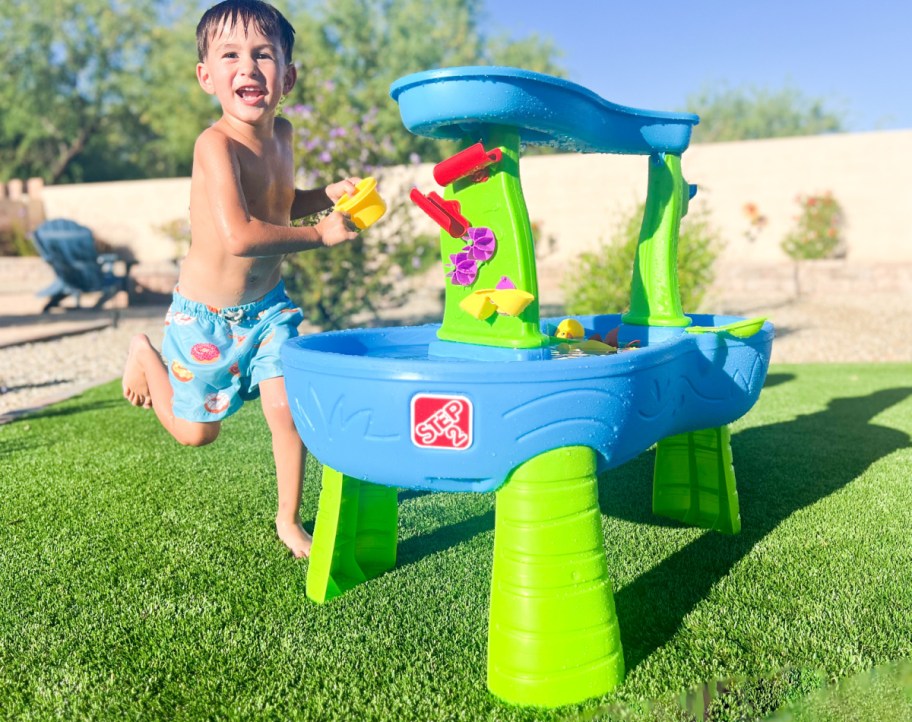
[601, 386, 912, 670]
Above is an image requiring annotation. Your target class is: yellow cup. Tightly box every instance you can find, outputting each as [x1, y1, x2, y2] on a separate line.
[334, 176, 387, 230]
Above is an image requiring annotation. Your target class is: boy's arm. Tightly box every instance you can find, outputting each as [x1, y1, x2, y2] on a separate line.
[196, 130, 355, 257]
[291, 188, 333, 220]
[291, 177, 362, 220]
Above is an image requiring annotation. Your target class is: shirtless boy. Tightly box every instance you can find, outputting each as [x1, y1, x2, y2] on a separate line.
[122, 0, 361, 558]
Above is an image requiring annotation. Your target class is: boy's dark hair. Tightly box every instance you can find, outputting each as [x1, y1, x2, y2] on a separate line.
[197, 0, 295, 63]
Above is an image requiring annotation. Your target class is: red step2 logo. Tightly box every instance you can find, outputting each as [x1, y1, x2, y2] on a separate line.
[411, 394, 473, 450]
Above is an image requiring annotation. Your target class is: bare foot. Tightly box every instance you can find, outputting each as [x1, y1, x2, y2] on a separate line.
[123, 334, 154, 408]
[276, 518, 312, 559]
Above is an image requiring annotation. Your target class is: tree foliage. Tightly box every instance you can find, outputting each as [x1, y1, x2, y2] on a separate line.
[287, 0, 564, 163]
[1, 0, 564, 185]
[684, 84, 845, 143]
[0, 0, 215, 183]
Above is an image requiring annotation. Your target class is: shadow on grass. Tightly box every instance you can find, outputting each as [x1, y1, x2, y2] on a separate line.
[399, 489, 433, 503]
[763, 372, 795, 389]
[397, 510, 494, 568]
[1, 397, 123, 443]
[28, 398, 121, 421]
[604, 386, 912, 671]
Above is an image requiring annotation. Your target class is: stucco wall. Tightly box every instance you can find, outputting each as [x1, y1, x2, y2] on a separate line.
[42, 178, 191, 264]
[40, 129, 911, 267]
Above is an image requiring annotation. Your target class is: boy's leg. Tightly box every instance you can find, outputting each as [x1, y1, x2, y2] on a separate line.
[122, 334, 220, 447]
[259, 375, 312, 558]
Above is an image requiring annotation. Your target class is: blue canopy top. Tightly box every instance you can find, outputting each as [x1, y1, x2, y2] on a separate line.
[390, 66, 699, 155]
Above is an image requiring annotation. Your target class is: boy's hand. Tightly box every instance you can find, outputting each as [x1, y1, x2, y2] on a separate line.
[316, 211, 360, 247]
[325, 177, 362, 204]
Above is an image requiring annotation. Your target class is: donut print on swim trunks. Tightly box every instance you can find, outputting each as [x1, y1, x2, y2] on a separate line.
[171, 360, 194, 382]
[204, 391, 231, 414]
[171, 312, 196, 326]
[190, 342, 221, 364]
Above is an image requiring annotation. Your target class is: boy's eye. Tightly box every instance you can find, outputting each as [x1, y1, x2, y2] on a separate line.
[257, 52, 273, 60]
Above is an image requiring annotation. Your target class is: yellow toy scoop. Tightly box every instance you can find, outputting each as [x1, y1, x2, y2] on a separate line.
[334, 176, 387, 230]
[685, 316, 767, 339]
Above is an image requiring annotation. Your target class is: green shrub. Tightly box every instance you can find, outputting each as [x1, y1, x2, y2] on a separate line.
[0, 201, 35, 257]
[0, 226, 35, 257]
[781, 191, 846, 261]
[563, 202, 722, 315]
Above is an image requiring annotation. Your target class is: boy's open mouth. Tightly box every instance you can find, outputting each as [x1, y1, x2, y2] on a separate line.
[236, 85, 266, 104]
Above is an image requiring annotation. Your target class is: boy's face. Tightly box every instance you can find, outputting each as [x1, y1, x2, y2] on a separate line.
[196, 19, 296, 128]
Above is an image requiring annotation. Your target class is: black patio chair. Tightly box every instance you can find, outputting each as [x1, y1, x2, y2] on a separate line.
[31, 219, 136, 313]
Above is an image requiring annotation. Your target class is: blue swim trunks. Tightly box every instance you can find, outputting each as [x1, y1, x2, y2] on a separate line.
[162, 281, 304, 422]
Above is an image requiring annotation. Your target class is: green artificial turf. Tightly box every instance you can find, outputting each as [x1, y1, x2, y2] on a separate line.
[1, 363, 910, 720]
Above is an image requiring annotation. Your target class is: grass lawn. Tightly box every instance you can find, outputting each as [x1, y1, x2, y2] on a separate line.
[1, 363, 910, 720]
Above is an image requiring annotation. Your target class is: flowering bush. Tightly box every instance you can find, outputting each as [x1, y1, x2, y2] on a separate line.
[280, 76, 436, 330]
[742, 202, 768, 243]
[781, 192, 846, 261]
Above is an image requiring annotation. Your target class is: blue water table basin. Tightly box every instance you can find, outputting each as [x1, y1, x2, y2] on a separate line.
[283, 314, 771, 493]
[282, 66, 773, 709]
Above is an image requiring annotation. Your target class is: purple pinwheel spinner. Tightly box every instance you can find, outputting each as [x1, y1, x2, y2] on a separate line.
[447, 251, 479, 285]
[465, 227, 496, 261]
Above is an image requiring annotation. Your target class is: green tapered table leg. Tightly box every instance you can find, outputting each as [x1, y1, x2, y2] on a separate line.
[306, 465, 399, 603]
[355, 481, 398, 579]
[652, 425, 741, 535]
[488, 446, 624, 707]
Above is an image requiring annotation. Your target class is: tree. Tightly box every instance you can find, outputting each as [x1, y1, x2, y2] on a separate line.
[0, 0, 214, 183]
[288, 0, 565, 163]
[683, 84, 845, 143]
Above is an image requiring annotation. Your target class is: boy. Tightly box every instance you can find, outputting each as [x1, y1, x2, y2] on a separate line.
[122, 0, 361, 558]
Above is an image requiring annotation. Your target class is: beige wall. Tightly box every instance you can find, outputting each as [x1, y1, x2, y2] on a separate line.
[42, 178, 191, 263]
[519, 129, 911, 265]
[41, 129, 912, 266]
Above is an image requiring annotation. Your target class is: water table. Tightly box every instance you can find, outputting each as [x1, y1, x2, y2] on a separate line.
[282, 67, 774, 708]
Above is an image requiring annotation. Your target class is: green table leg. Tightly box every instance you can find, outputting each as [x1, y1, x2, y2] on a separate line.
[652, 425, 741, 535]
[306, 465, 398, 603]
[487, 446, 624, 707]
[355, 479, 399, 579]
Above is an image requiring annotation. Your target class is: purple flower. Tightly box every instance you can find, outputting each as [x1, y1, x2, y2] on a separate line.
[319, 151, 332, 163]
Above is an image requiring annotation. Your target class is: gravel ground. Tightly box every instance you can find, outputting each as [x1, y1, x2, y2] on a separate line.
[0, 314, 166, 421]
[710, 289, 912, 364]
[1, 289, 909, 423]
